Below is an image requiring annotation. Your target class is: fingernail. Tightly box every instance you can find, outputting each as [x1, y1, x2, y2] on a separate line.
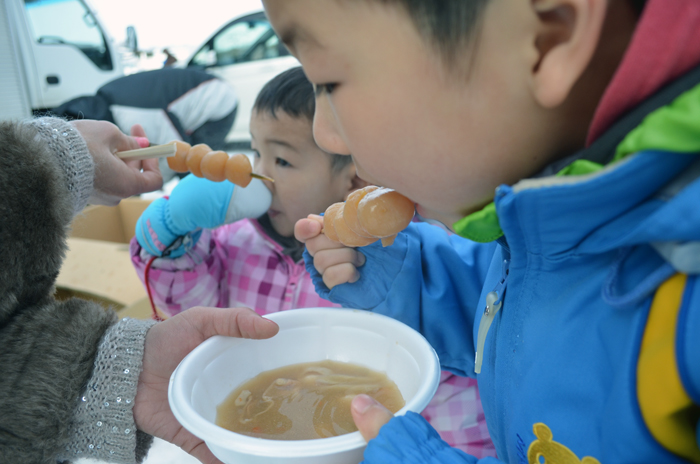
[353, 394, 376, 415]
[135, 137, 149, 148]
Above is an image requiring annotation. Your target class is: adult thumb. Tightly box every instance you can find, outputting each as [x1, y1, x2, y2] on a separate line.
[351, 394, 394, 442]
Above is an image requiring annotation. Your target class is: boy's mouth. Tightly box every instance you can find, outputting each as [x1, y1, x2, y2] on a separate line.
[268, 209, 281, 218]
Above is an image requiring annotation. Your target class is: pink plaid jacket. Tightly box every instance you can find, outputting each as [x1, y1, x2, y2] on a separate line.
[130, 218, 495, 457]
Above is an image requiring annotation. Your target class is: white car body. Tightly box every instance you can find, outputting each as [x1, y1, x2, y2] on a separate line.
[180, 9, 299, 146]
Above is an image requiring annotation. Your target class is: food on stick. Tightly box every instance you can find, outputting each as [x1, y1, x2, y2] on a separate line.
[185, 143, 211, 178]
[323, 185, 414, 247]
[162, 140, 273, 187]
[225, 153, 254, 188]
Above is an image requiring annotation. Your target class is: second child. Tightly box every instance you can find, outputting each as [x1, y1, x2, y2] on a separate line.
[130, 67, 358, 315]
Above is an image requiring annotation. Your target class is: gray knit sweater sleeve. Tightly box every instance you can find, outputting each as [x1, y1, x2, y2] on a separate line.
[22, 117, 158, 462]
[56, 317, 157, 463]
[25, 117, 94, 214]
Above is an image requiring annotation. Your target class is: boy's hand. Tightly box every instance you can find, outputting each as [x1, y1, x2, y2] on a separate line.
[351, 394, 394, 442]
[295, 215, 366, 289]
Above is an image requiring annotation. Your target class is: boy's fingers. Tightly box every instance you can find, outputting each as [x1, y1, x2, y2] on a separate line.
[305, 233, 347, 258]
[351, 394, 394, 442]
[322, 262, 361, 289]
[295, 217, 323, 243]
[313, 248, 365, 274]
[307, 213, 324, 224]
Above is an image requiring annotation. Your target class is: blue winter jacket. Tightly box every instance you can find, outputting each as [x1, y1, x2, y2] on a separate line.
[305, 67, 700, 462]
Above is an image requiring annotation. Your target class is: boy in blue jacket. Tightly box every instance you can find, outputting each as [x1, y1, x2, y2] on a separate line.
[263, 0, 700, 462]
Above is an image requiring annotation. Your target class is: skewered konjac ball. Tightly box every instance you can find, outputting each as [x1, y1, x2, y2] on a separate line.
[166, 140, 271, 188]
[323, 186, 414, 247]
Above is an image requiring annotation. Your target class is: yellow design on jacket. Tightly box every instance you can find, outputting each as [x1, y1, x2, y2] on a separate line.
[637, 273, 700, 463]
[527, 423, 601, 464]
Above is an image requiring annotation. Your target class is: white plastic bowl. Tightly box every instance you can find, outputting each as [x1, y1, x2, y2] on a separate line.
[168, 308, 440, 464]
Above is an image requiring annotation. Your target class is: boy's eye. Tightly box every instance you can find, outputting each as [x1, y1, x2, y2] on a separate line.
[276, 157, 292, 168]
[314, 83, 337, 96]
[252, 149, 261, 158]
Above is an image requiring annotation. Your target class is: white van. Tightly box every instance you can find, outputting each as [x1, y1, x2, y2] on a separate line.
[0, 0, 124, 121]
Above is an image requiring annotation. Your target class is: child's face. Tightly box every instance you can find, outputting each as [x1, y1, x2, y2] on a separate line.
[251, 110, 355, 237]
[263, 0, 565, 228]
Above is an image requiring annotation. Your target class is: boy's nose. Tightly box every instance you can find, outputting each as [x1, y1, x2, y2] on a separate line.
[313, 95, 351, 156]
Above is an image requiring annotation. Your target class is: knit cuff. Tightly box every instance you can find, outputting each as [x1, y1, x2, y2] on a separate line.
[26, 117, 94, 215]
[57, 317, 157, 463]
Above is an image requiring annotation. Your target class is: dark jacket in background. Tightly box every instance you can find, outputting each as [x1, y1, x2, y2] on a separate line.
[54, 68, 237, 150]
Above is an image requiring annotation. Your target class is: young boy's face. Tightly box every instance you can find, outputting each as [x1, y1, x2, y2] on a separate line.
[251, 110, 355, 237]
[263, 0, 562, 228]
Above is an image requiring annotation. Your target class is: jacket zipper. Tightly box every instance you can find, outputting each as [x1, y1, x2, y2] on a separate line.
[474, 257, 510, 374]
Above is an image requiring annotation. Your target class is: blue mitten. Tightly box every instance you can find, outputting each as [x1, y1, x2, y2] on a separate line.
[135, 174, 271, 257]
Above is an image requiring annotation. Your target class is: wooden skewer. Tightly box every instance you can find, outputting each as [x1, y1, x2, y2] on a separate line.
[251, 172, 275, 183]
[116, 143, 176, 160]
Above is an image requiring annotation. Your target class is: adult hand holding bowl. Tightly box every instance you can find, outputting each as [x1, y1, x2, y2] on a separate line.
[134, 306, 278, 464]
[168, 308, 440, 464]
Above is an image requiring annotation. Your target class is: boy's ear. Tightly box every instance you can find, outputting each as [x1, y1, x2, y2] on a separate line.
[530, 0, 608, 108]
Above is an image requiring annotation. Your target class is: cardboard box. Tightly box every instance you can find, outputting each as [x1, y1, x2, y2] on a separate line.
[55, 198, 163, 319]
[118, 296, 166, 320]
[69, 197, 151, 243]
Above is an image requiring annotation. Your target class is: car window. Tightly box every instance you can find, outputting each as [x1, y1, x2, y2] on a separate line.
[190, 15, 289, 68]
[247, 33, 284, 61]
[23, 0, 113, 70]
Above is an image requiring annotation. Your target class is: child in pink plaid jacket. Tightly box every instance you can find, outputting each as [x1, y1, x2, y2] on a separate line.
[130, 216, 335, 315]
[130, 67, 495, 458]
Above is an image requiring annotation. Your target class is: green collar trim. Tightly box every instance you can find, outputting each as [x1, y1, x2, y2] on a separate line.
[452, 202, 502, 243]
[453, 82, 700, 243]
[614, 80, 700, 160]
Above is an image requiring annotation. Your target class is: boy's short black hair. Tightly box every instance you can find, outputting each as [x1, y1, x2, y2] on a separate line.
[367, 0, 647, 69]
[253, 66, 353, 172]
[368, 0, 489, 70]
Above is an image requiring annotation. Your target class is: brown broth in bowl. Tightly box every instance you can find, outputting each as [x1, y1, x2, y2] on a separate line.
[215, 360, 405, 440]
